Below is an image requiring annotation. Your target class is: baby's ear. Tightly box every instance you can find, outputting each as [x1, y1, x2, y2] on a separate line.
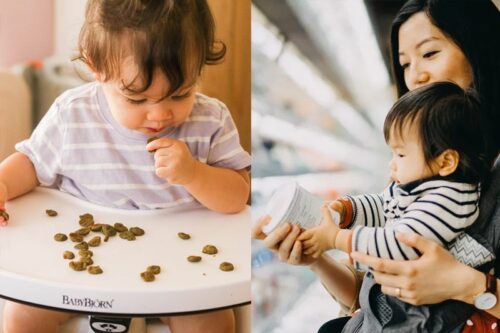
[436, 149, 460, 177]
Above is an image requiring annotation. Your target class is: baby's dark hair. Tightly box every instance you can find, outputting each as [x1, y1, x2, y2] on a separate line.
[76, 0, 226, 98]
[383, 81, 490, 183]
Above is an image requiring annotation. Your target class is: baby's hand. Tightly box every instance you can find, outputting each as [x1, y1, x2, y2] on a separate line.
[298, 203, 341, 258]
[0, 182, 8, 226]
[147, 138, 197, 185]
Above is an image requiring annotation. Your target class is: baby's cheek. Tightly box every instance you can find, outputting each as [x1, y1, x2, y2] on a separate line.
[116, 110, 145, 130]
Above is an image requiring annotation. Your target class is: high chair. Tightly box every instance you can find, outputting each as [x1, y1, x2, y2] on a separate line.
[60, 305, 251, 333]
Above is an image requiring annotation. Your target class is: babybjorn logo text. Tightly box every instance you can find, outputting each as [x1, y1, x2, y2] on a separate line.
[62, 295, 114, 309]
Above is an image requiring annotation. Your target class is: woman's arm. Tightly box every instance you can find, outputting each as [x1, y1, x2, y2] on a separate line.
[309, 254, 360, 310]
[351, 233, 500, 318]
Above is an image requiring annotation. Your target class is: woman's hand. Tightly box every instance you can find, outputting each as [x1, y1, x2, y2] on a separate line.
[350, 233, 480, 305]
[252, 215, 318, 266]
[254, 215, 365, 310]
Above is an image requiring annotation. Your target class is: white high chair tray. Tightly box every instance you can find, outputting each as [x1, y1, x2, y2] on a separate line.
[0, 187, 250, 316]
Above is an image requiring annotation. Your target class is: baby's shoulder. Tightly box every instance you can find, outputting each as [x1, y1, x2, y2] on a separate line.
[53, 82, 98, 111]
[190, 93, 230, 121]
[416, 180, 480, 200]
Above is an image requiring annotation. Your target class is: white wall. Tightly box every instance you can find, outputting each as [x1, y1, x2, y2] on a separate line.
[54, 0, 86, 57]
[52, 0, 499, 57]
[0, 0, 53, 66]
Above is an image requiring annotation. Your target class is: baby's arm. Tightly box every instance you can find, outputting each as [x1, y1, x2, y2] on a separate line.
[342, 192, 386, 229]
[183, 164, 249, 213]
[351, 187, 479, 270]
[0, 152, 39, 223]
[147, 138, 249, 213]
[299, 192, 386, 258]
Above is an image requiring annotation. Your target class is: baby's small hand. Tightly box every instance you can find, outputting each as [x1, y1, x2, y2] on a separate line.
[299, 228, 325, 258]
[147, 137, 197, 185]
[298, 203, 341, 257]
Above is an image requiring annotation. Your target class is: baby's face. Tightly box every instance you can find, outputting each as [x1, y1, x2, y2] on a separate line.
[387, 121, 437, 185]
[99, 57, 197, 136]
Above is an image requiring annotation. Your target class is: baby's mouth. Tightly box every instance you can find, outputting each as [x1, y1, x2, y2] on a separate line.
[145, 127, 165, 133]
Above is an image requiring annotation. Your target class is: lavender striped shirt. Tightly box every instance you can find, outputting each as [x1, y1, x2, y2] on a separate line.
[16, 82, 251, 210]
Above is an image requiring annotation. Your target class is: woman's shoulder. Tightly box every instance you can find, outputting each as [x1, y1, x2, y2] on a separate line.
[489, 159, 500, 190]
[480, 159, 500, 211]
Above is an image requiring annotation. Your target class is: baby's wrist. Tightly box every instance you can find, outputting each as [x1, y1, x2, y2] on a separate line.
[182, 160, 201, 186]
[332, 226, 340, 247]
[334, 229, 352, 253]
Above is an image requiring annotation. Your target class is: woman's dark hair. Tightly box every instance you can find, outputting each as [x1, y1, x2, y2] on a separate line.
[384, 81, 489, 183]
[390, 0, 500, 162]
[75, 0, 226, 98]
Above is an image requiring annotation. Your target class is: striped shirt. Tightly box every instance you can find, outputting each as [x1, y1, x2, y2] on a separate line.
[344, 179, 480, 271]
[16, 82, 251, 210]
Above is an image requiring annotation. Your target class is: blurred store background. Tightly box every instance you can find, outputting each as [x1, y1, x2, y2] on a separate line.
[251, 0, 499, 332]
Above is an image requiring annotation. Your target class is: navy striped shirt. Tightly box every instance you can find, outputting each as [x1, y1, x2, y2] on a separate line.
[345, 179, 480, 270]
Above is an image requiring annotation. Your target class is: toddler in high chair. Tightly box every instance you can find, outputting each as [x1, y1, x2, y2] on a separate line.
[0, 1, 249, 332]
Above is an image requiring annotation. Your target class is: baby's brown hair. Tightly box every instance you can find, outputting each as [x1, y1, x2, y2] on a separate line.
[383, 82, 490, 183]
[76, 0, 226, 98]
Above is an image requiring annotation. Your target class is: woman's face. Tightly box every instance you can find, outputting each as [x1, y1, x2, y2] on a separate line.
[398, 12, 473, 91]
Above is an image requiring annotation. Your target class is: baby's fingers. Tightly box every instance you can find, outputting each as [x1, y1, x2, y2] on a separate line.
[321, 204, 338, 225]
[146, 137, 176, 152]
[302, 238, 317, 249]
[303, 241, 318, 254]
[297, 229, 314, 241]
